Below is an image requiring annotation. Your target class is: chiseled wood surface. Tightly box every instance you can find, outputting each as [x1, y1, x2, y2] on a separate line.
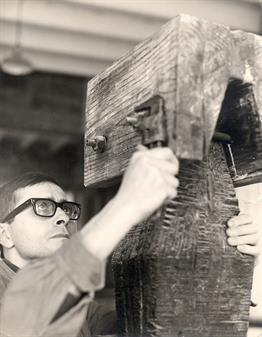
[84, 14, 262, 188]
[112, 143, 254, 337]
[84, 14, 262, 337]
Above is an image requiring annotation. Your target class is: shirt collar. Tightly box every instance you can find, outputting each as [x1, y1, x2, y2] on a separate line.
[2, 258, 19, 273]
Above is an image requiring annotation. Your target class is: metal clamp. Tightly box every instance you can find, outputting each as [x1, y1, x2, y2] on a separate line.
[127, 95, 169, 221]
[126, 94, 167, 147]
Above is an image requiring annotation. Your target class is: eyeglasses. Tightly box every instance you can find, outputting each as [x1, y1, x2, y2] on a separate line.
[3, 198, 81, 223]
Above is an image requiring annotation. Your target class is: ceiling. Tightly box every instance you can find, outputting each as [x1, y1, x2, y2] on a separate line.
[0, 0, 261, 77]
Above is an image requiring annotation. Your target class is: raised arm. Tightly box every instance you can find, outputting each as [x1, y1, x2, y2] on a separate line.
[0, 146, 179, 337]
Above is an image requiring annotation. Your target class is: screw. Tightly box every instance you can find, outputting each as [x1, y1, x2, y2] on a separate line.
[86, 135, 107, 152]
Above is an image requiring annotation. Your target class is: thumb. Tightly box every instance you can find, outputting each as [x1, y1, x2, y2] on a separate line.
[136, 144, 148, 151]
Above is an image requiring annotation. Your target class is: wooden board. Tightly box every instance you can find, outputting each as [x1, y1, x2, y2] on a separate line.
[84, 14, 262, 188]
[84, 13, 262, 337]
[112, 142, 254, 337]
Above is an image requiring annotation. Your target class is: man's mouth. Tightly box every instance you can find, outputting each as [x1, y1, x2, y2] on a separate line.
[50, 233, 70, 239]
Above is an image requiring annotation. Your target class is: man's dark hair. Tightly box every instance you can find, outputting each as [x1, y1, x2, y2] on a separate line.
[0, 172, 62, 223]
[0, 172, 62, 257]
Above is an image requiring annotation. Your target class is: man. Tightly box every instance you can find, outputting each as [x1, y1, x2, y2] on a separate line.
[0, 147, 260, 337]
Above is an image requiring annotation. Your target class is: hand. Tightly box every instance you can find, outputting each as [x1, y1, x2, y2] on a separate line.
[82, 145, 179, 260]
[114, 145, 179, 223]
[226, 214, 260, 260]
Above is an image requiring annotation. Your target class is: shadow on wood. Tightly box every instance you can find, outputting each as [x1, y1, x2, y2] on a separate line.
[84, 14, 262, 337]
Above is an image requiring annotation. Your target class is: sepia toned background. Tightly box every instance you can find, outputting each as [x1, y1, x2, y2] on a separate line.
[0, 1, 262, 336]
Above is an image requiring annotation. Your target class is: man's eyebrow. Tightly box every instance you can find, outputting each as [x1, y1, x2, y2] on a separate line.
[58, 199, 73, 203]
[40, 198, 69, 203]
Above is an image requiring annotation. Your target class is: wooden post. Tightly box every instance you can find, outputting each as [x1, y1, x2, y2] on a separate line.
[84, 14, 262, 337]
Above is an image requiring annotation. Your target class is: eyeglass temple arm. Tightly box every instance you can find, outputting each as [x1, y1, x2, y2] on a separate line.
[2, 199, 32, 223]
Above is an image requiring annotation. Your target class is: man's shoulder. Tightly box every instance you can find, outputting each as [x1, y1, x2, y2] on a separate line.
[0, 258, 14, 303]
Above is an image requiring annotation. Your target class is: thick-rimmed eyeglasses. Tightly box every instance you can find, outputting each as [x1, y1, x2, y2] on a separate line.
[2, 198, 81, 223]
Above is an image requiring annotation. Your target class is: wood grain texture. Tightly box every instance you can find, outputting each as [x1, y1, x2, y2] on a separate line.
[112, 143, 254, 337]
[84, 14, 262, 188]
[84, 13, 261, 337]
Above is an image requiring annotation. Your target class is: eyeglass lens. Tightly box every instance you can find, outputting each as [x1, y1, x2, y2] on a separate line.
[62, 203, 79, 220]
[34, 199, 80, 220]
[35, 199, 56, 216]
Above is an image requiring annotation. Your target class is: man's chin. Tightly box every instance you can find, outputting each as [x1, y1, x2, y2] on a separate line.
[48, 237, 69, 251]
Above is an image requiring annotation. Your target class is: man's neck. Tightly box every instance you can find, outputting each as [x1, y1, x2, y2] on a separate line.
[3, 249, 28, 269]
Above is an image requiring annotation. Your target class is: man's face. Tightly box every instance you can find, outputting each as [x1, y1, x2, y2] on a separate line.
[8, 182, 77, 261]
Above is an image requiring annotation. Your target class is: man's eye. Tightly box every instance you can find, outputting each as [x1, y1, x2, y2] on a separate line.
[36, 201, 54, 213]
[63, 205, 71, 214]
[37, 201, 49, 209]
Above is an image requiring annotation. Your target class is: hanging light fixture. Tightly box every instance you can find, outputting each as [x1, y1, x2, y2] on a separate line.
[1, 0, 34, 76]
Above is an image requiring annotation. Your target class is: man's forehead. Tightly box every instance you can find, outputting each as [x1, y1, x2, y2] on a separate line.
[14, 182, 66, 204]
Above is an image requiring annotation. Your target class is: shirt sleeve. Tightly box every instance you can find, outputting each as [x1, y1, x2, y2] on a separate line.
[0, 233, 114, 337]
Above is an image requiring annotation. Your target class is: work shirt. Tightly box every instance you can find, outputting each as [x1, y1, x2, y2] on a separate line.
[0, 258, 17, 307]
[0, 233, 117, 337]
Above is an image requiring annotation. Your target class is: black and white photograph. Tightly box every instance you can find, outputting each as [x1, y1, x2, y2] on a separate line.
[0, 1, 261, 336]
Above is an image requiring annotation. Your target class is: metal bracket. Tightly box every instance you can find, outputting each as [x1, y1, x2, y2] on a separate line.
[127, 95, 169, 221]
[127, 95, 168, 147]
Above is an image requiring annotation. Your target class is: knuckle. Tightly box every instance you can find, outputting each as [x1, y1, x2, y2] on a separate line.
[237, 245, 248, 253]
[226, 228, 233, 237]
[227, 218, 236, 227]
[254, 247, 260, 256]
[164, 147, 173, 156]
[240, 213, 252, 223]
[172, 163, 179, 175]
[133, 150, 142, 160]
[227, 237, 237, 246]
[136, 155, 149, 168]
[252, 235, 259, 245]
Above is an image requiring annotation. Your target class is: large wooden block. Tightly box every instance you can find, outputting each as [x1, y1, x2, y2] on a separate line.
[84, 14, 262, 188]
[112, 142, 253, 337]
[84, 14, 262, 337]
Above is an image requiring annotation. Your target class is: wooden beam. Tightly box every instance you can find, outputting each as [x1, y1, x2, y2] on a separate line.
[113, 142, 254, 337]
[84, 14, 262, 187]
[84, 14, 261, 337]
[1, 0, 260, 76]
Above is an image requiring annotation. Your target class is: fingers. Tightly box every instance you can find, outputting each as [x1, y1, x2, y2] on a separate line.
[162, 173, 179, 189]
[227, 214, 260, 259]
[162, 176, 179, 200]
[148, 158, 179, 176]
[135, 146, 179, 166]
[227, 234, 258, 247]
[136, 144, 148, 151]
[227, 214, 252, 228]
[236, 244, 260, 257]
[227, 214, 258, 243]
[226, 224, 258, 237]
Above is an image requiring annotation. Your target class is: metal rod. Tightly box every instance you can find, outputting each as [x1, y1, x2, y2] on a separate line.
[212, 132, 232, 144]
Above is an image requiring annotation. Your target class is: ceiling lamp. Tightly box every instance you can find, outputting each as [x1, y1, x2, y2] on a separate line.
[1, 0, 34, 76]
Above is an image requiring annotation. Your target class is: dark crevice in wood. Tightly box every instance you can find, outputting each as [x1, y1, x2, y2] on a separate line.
[215, 78, 262, 186]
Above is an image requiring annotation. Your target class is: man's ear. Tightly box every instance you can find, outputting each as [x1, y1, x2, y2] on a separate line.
[0, 223, 14, 249]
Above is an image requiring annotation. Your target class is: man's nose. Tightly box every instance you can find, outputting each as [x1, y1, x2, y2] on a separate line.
[54, 206, 70, 226]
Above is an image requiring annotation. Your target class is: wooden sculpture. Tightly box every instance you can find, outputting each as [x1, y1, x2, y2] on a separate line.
[84, 14, 262, 337]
